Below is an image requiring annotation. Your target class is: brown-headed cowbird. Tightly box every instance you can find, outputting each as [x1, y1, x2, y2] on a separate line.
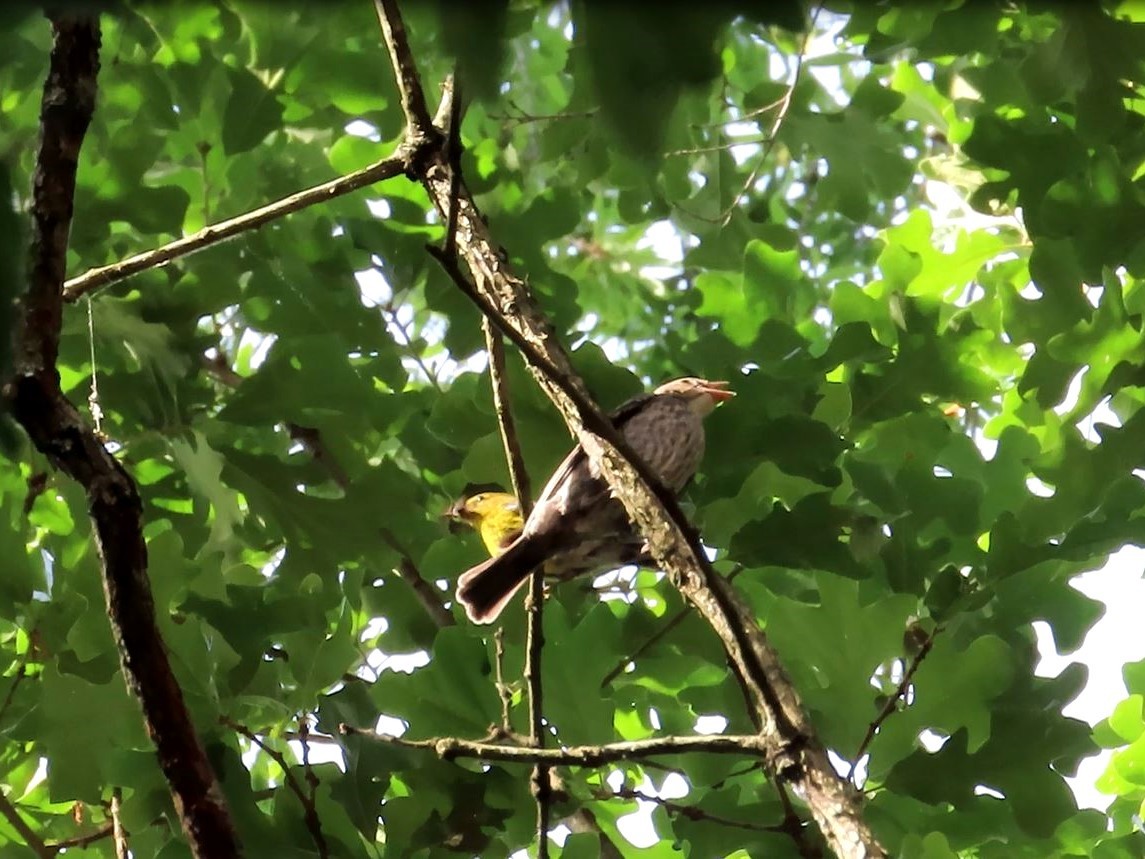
[456, 377, 734, 623]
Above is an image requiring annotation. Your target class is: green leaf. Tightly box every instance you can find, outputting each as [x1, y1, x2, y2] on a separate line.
[221, 65, 284, 155]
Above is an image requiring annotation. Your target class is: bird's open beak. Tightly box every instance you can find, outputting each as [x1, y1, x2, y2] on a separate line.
[443, 500, 468, 521]
[702, 380, 736, 402]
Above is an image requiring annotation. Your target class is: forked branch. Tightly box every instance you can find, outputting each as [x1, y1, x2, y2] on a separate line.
[373, 2, 884, 855]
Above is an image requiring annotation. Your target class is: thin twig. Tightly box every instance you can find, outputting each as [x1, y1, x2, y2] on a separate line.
[708, 760, 764, 791]
[202, 350, 356, 493]
[286, 423, 352, 491]
[773, 780, 822, 859]
[341, 726, 766, 765]
[298, 713, 324, 853]
[488, 102, 598, 127]
[600, 566, 744, 688]
[110, 789, 127, 859]
[22, 472, 49, 517]
[212, 345, 454, 629]
[282, 729, 341, 745]
[666, 135, 770, 157]
[564, 807, 623, 859]
[482, 321, 533, 515]
[0, 790, 49, 858]
[0, 662, 30, 727]
[525, 564, 550, 858]
[476, 251, 548, 855]
[444, 68, 553, 843]
[678, 5, 823, 227]
[847, 625, 943, 783]
[380, 529, 455, 628]
[493, 627, 514, 733]
[442, 74, 463, 260]
[599, 610, 690, 687]
[221, 716, 329, 859]
[601, 786, 784, 834]
[378, 301, 444, 392]
[44, 823, 115, 854]
[62, 155, 408, 302]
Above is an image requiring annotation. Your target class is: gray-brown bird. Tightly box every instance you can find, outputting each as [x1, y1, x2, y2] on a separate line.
[455, 377, 735, 623]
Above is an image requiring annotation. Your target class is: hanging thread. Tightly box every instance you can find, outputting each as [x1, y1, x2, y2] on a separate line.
[86, 295, 104, 436]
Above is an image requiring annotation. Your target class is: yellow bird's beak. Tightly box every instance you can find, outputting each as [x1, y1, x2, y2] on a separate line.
[443, 499, 470, 521]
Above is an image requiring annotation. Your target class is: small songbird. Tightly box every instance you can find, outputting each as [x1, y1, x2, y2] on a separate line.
[447, 487, 650, 577]
[444, 491, 524, 556]
[456, 377, 735, 624]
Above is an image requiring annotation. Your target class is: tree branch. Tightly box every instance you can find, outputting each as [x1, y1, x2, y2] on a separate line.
[341, 726, 765, 766]
[45, 822, 116, 855]
[525, 570, 551, 856]
[380, 528, 456, 629]
[600, 786, 784, 834]
[676, 4, 823, 227]
[222, 716, 329, 859]
[110, 789, 128, 859]
[374, 0, 436, 137]
[374, 3, 884, 855]
[0, 790, 49, 858]
[62, 155, 408, 302]
[483, 319, 533, 511]
[492, 627, 514, 733]
[5, 16, 239, 858]
[438, 46, 553, 853]
[564, 806, 623, 859]
[600, 567, 743, 688]
[203, 349, 454, 630]
[481, 283, 550, 857]
[848, 625, 942, 783]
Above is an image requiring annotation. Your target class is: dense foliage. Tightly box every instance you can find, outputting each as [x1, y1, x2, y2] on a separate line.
[3, 0, 1145, 856]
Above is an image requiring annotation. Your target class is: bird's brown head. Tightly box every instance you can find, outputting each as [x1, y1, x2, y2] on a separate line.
[654, 376, 736, 416]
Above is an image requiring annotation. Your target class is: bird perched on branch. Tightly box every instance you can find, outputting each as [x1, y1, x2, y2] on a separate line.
[446, 487, 650, 587]
[456, 377, 735, 624]
[444, 491, 524, 556]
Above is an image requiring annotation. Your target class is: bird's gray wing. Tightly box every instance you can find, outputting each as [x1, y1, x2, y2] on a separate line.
[525, 391, 656, 531]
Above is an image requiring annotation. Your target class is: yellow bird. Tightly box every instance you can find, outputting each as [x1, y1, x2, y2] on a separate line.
[457, 377, 734, 623]
[444, 491, 524, 557]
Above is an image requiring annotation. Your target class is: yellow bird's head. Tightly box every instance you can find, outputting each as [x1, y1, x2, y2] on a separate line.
[444, 490, 524, 557]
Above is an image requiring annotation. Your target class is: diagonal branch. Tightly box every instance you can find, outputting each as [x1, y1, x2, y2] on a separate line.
[222, 716, 329, 859]
[426, 77, 882, 859]
[62, 155, 408, 302]
[373, 3, 884, 856]
[46, 822, 116, 855]
[5, 15, 239, 858]
[675, 5, 823, 227]
[600, 786, 784, 834]
[848, 624, 942, 783]
[201, 350, 454, 630]
[380, 528, 456, 629]
[600, 566, 745, 688]
[0, 790, 49, 858]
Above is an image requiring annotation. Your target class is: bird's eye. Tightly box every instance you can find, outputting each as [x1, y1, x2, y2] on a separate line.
[472, 494, 484, 503]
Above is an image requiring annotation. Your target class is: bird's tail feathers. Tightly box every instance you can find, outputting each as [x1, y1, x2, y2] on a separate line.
[456, 534, 553, 624]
